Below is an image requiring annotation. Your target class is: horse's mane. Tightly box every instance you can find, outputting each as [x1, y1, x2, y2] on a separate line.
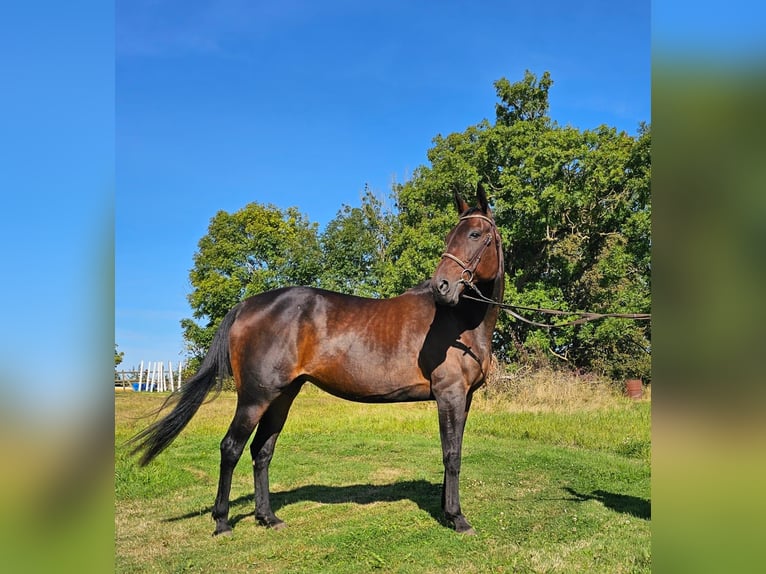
[408, 279, 433, 294]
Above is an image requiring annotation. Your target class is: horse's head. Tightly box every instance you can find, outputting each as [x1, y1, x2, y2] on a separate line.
[431, 184, 502, 306]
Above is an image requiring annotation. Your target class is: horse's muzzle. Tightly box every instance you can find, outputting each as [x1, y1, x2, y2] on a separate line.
[431, 277, 464, 306]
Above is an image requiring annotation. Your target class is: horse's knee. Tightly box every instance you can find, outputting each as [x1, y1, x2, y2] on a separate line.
[442, 449, 461, 475]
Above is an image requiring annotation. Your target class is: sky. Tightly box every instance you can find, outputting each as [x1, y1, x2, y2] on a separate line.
[115, 0, 650, 371]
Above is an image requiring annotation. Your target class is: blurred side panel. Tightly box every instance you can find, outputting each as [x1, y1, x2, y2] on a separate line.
[0, 2, 115, 572]
[653, 1, 766, 571]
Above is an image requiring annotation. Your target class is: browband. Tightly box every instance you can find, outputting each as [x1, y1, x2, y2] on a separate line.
[459, 213, 495, 226]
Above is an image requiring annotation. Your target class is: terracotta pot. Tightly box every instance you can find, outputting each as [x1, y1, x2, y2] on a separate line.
[625, 378, 643, 399]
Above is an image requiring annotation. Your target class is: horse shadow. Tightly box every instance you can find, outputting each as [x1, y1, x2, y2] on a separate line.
[563, 487, 651, 520]
[165, 479, 445, 528]
[164, 483, 650, 528]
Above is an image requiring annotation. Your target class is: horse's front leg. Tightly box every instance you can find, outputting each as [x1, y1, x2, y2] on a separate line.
[436, 391, 476, 535]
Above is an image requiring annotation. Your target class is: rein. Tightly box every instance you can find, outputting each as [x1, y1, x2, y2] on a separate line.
[461, 281, 651, 329]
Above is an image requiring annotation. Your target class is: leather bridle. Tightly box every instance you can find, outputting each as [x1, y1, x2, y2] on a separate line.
[440, 214, 499, 286]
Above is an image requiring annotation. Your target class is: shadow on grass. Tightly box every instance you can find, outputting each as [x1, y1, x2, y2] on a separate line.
[166, 479, 445, 528]
[563, 487, 651, 520]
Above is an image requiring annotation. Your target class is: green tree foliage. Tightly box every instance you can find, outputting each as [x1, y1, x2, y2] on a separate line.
[494, 70, 553, 124]
[181, 203, 321, 361]
[180, 71, 650, 382]
[320, 185, 393, 297]
[115, 344, 124, 368]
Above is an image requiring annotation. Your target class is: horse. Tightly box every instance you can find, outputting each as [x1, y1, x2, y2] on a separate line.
[129, 184, 504, 536]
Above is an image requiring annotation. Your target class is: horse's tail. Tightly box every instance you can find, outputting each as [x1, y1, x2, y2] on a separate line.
[128, 303, 242, 466]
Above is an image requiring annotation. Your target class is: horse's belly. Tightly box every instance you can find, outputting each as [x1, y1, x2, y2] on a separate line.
[306, 360, 431, 403]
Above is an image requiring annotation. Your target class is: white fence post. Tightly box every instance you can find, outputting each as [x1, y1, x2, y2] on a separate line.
[131, 360, 185, 392]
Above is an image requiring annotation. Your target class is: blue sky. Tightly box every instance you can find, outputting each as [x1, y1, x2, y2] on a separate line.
[115, 0, 650, 371]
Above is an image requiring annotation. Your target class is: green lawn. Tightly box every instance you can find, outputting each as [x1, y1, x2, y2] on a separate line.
[115, 385, 650, 573]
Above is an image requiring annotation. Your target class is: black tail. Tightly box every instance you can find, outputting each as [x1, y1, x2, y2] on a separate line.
[128, 304, 242, 466]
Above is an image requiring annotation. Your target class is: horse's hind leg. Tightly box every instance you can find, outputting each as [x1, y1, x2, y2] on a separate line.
[212, 402, 264, 536]
[251, 381, 303, 529]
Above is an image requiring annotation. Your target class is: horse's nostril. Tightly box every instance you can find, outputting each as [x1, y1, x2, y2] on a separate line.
[438, 280, 450, 295]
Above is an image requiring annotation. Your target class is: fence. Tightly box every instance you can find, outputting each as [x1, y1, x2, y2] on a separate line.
[115, 360, 184, 392]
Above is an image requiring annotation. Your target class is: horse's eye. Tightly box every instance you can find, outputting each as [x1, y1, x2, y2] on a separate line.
[469, 231, 481, 239]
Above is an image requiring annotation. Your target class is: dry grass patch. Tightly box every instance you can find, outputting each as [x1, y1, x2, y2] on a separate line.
[477, 363, 644, 413]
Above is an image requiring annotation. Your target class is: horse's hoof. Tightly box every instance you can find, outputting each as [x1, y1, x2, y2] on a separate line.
[452, 516, 476, 535]
[257, 516, 286, 530]
[213, 527, 233, 537]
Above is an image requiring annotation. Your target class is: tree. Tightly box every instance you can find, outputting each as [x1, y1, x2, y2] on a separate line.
[115, 344, 124, 368]
[181, 202, 322, 363]
[320, 185, 393, 297]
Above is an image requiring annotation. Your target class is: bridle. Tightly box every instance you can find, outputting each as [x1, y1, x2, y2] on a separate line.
[441, 214, 651, 327]
[440, 213, 500, 286]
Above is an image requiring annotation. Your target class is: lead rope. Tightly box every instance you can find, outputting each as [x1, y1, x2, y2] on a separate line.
[460, 281, 651, 329]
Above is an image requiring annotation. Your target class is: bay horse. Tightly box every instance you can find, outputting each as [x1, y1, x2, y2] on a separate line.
[130, 185, 504, 536]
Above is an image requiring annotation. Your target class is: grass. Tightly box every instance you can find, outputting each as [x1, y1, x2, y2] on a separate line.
[115, 374, 650, 573]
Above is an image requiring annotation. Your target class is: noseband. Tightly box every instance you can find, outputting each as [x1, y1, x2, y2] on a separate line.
[440, 214, 499, 285]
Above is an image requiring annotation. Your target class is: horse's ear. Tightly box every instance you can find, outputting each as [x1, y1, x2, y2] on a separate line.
[454, 188, 470, 215]
[477, 182, 491, 215]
